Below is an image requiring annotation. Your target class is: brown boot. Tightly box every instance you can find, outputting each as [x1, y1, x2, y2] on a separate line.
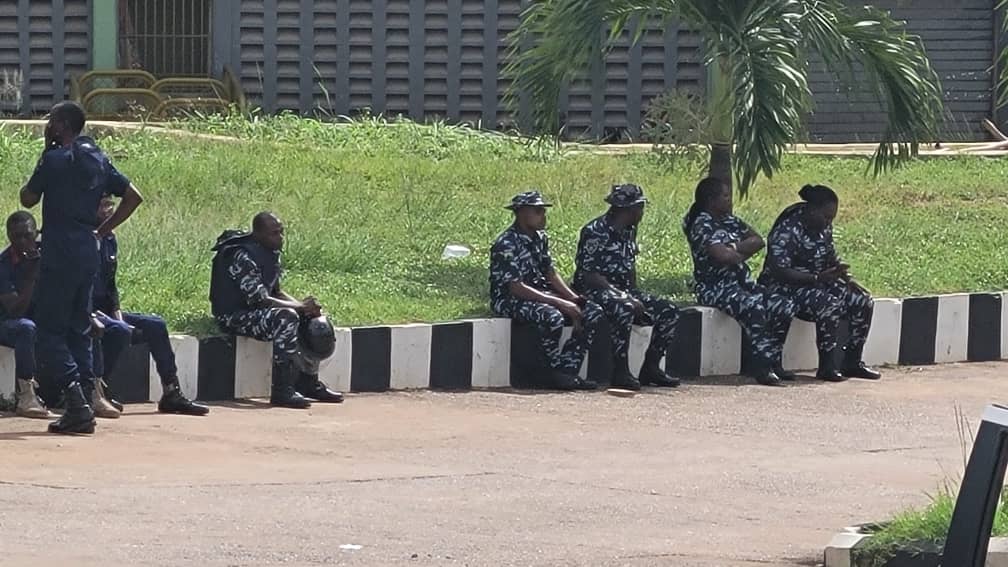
[91, 381, 122, 419]
[15, 378, 52, 419]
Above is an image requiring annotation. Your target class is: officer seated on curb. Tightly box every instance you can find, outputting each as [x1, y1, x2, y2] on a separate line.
[573, 184, 681, 391]
[210, 211, 344, 409]
[0, 212, 51, 419]
[489, 190, 602, 391]
[91, 194, 208, 417]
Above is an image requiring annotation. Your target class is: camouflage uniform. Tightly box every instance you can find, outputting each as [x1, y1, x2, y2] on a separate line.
[685, 211, 796, 366]
[215, 248, 311, 368]
[759, 203, 873, 352]
[489, 193, 602, 376]
[573, 185, 679, 367]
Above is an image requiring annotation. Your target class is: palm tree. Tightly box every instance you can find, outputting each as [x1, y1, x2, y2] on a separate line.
[505, 0, 944, 195]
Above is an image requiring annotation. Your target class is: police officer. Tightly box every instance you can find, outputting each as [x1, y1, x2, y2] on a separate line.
[20, 101, 143, 435]
[759, 184, 881, 381]
[683, 177, 796, 387]
[573, 184, 680, 390]
[489, 191, 602, 390]
[0, 212, 50, 418]
[210, 211, 344, 408]
[91, 194, 209, 416]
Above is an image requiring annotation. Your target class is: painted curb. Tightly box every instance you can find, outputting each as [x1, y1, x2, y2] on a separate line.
[2, 292, 1005, 402]
[823, 531, 1008, 567]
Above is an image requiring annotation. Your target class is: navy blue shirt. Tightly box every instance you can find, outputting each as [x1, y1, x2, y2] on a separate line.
[93, 233, 119, 314]
[0, 247, 39, 320]
[24, 136, 129, 272]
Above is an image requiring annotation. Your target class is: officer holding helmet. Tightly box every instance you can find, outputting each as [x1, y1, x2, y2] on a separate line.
[209, 211, 344, 408]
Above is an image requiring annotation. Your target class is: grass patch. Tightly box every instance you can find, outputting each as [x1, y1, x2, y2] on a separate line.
[1, 115, 1008, 335]
[853, 485, 1008, 567]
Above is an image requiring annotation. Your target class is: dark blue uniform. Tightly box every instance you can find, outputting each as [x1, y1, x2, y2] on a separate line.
[0, 247, 38, 381]
[685, 211, 795, 367]
[489, 224, 602, 375]
[23, 137, 129, 392]
[573, 213, 679, 367]
[91, 232, 179, 384]
[759, 203, 873, 352]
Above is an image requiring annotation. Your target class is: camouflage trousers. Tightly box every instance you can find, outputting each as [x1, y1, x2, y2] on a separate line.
[493, 297, 603, 375]
[696, 280, 796, 365]
[217, 307, 317, 372]
[771, 281, 874, 352]
[584, 288, 679, 365]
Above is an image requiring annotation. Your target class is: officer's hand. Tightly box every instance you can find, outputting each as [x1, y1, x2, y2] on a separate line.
[88, 318, 105, 338]
[629, 296, 646, 316]
[302, 297, 322, 318]
[817, 267, 843, 283]
[555, 298, 583, 326]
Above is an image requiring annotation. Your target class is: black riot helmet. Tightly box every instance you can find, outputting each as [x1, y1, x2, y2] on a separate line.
[299, 315, 336, 360]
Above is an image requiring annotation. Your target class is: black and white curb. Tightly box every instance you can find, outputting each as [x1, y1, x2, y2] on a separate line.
[823, 527, 1008, 567]
[0, 293, 1005, 402]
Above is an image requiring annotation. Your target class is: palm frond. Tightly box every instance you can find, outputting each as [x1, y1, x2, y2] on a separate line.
[503, 0, 682, 134]
[795, 0, 943, 176]
[710, 1, 811, 195]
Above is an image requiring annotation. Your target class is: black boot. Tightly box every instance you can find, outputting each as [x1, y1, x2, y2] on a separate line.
[550, 370, 582, 391]
[639, 364, 680, 388]
[747, 361, 784, 387]
[270, 363, 312, 409]
[773, 364, 797, 381]
[48, 382, 96, 435]
[296, 372, 344, 403]
[158, 378, 210, 415]
[816, 349, 848, 382]
[610, 359, 641, 391]
[573, 376, 599, 391]
[841, 345, 882, 380]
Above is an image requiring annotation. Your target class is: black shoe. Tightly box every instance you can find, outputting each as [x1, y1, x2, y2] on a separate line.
[271, 363, 312, 409]
[158, 381, 210, 416]
[841, 345, 882, 380]
[48, 382, 96, 435]
[297, 373, 344, 403]
[610, 371, 642, 391]
[573, 377, 599, 391]
[816, 349, 848, 382]
[550, 370, 581, 391]
[773, 365, 797, 381]
[639, 365, 680, 388]
[748, 366, 785, 387]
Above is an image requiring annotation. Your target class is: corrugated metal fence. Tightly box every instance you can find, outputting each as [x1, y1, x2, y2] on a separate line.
[0, 0, 90, 116]
[214, 0, 703, 139]
[0, 0, 1000, 142]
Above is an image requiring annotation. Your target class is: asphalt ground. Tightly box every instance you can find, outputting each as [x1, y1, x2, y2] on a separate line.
[1, 362, 1004, 566]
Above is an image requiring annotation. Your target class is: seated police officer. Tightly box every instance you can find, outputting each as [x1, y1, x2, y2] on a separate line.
[91, 194, 208, 416]
[489, 191, 602, 390]
[210, 211, 344, 408]
[573, 184, 681, 390]
[0, 211, 50, 419]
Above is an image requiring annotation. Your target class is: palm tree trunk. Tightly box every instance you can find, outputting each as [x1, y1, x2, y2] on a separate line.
[709, 143, 732, 188]
[706, 56, 734, 192]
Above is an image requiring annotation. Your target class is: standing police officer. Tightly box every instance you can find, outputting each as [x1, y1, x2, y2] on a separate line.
[573, 184, 680, 390]
[489, 191, 602, 390]
[92, 194, 209, 416]
[683, 177, 796, 386]
[210, 211, 344, 408]
[759, 184, 881, 381]
[20, 101, 143, 435]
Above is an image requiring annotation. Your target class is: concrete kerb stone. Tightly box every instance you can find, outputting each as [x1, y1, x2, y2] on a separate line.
[822, 531, 1008, 567]
[0, 292, 1004, 402]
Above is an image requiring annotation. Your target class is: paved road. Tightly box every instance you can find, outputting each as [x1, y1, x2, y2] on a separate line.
[1, 362, 1004, 566]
